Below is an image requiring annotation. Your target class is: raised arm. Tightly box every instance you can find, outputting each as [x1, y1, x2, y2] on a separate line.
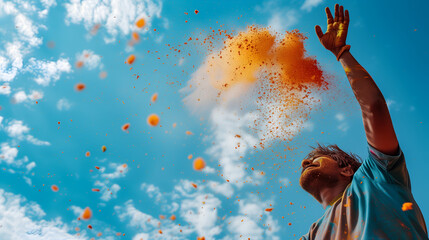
[315, 4, 399, 155]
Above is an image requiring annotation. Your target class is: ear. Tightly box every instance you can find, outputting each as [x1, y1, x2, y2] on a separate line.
[340, 165, 354, 177]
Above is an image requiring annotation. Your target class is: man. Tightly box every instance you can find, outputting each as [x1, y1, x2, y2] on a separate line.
[299, 4, 428, 240]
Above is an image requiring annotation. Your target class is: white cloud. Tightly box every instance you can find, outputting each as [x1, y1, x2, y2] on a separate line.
[65, 0, 163, 43]
[0, 83, 11, 95]
[12, 90, 28, 103]
[26, 161, 36, 171]
[5, 120, 30, 138]
[0, 188, 82, 240]
[26, 135, 51, 146]
[225, 198, 279, 240]
[12, 90, 44, 104]
[76, 49, 102, 69]
[180, 194, 222, 239]
[57, 98, 72, 111]
[26, 57, 72, 86]
[23, 176, 32, 186]
[140, 183, 162, 202]
[0, 142, 18, 165]
[132, 233, 149, 240]
[267, 10, 298, 33]
[101, 163, 128, 180]
[301, 0, 324, 12]
[207, 181, 234, 198]
[335, 113, 349, 132]
[15, 13, 42, 46]
[95, 182, 121, 201]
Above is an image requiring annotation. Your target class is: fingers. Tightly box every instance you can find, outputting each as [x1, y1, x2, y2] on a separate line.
[315, 25, 324, 39]
[334, 4, 339, 22]
[325, 7, 334, 24]
[339, 5, 344, 22]
[344, 9, 350, 26]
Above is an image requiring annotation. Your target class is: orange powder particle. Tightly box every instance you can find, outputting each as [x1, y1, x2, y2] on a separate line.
[99, 71, 107, 79]
[193, 157, 205, 171]
[81, 207, 92, 220]
[51, 185, 59, 192]
[85, 151, 90, 157]
[101, 145, 107, 152]
[191, 183, 197, 188]
[97, 233, 102, 237]
[265, 208, 273, 212]
[136, 18, 146, 28]
[147, 114, 160, 127]
[75, 61, 84, 68]
[402, 202, 413, 211]
[127, 54, 136, 64]
[170, 215, 176, 221]
[132, 32, 140, 41]
[75, 83, 86, 91]
[151, 93, 158, 102]
[122, 123, 130, 131]
[185, 131, 193, 135]
[92, 188, 100, 192]
[197, 237, 205, 240]
[88, 225, 93, 229]
[172, 123, 177, 128]
[194, 10, 199, 14]
[187, 154, 193, 160]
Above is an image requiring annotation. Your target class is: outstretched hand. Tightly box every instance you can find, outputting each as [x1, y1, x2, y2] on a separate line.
[315, 4, 349, 56]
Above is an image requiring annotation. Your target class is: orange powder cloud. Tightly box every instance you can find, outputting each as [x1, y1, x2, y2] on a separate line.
[185, 26, 329, 143]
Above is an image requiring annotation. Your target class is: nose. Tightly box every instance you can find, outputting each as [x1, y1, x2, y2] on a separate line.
[301, 159, 312, 169]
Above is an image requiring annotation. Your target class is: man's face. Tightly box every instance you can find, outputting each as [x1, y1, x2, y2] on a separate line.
[299, 155, 343, 194]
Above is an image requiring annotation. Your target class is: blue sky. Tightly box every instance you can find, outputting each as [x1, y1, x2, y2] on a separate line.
[0, 0, 428, 239]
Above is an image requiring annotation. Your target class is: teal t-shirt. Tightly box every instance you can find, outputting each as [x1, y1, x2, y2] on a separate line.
[301, 145, 428, 240]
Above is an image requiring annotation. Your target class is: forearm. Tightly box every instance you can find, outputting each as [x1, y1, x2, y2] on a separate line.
[339, 51, 398, 154]
[339, 51, 385, 107]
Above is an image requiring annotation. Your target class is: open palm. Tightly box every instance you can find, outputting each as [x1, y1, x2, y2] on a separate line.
[315, 4, 349, 55]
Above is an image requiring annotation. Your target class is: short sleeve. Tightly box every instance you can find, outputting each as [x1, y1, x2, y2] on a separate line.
[361, 144, 411, 189]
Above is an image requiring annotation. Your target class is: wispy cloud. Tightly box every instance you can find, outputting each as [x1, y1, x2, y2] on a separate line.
[64, 0, 163, 43]
[301, 0, 324, 12]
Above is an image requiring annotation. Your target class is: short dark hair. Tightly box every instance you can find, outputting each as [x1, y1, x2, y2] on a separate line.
[306, 143, 362, 173]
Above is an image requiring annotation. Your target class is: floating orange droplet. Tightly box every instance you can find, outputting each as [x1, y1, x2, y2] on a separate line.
[187, 154, 193, 160]
[194, 10, 199, 14]
[122, 123, 130, 131]
[265, 208, 273, 212]
[122, 164, 127, 168]
[159, 215, 166, 220]
[132, 32, 140, 41]
[51, 185, 59, 192]
[147, 114, 160, 127]
[193, 157, 205, 171]
[99, 71, 107, 79]
[92, 188, 100, 192]
[172, 123, 177, 128]
[75, 83, 86, 91]
[158, 230, 163, 234]
[136, 18, 145, 28]
[151, 93, 158, 103]
[75, 61, 84, 68]
[185, 131, 193, 135]
[127, 54, 136, 64]
[197, 237, 205, 240]
[97, 233, 102, 237]
[170, 215, 176, 221]
[85, 151, 90, 157]
[87, 225, 93, 229]
[191, 183, 197, 188]
[402, 202, 413, 211]
[101, 145, 107, 152]
[81, 207, 92, 220]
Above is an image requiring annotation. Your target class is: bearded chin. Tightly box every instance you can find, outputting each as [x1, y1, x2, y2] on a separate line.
[299, 170, 338, 194]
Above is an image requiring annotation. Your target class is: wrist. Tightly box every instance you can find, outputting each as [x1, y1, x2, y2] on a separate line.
[335, 45, 351, 61]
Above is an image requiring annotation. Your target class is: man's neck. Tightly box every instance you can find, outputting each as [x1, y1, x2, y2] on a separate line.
[318, 182, 349, 209]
